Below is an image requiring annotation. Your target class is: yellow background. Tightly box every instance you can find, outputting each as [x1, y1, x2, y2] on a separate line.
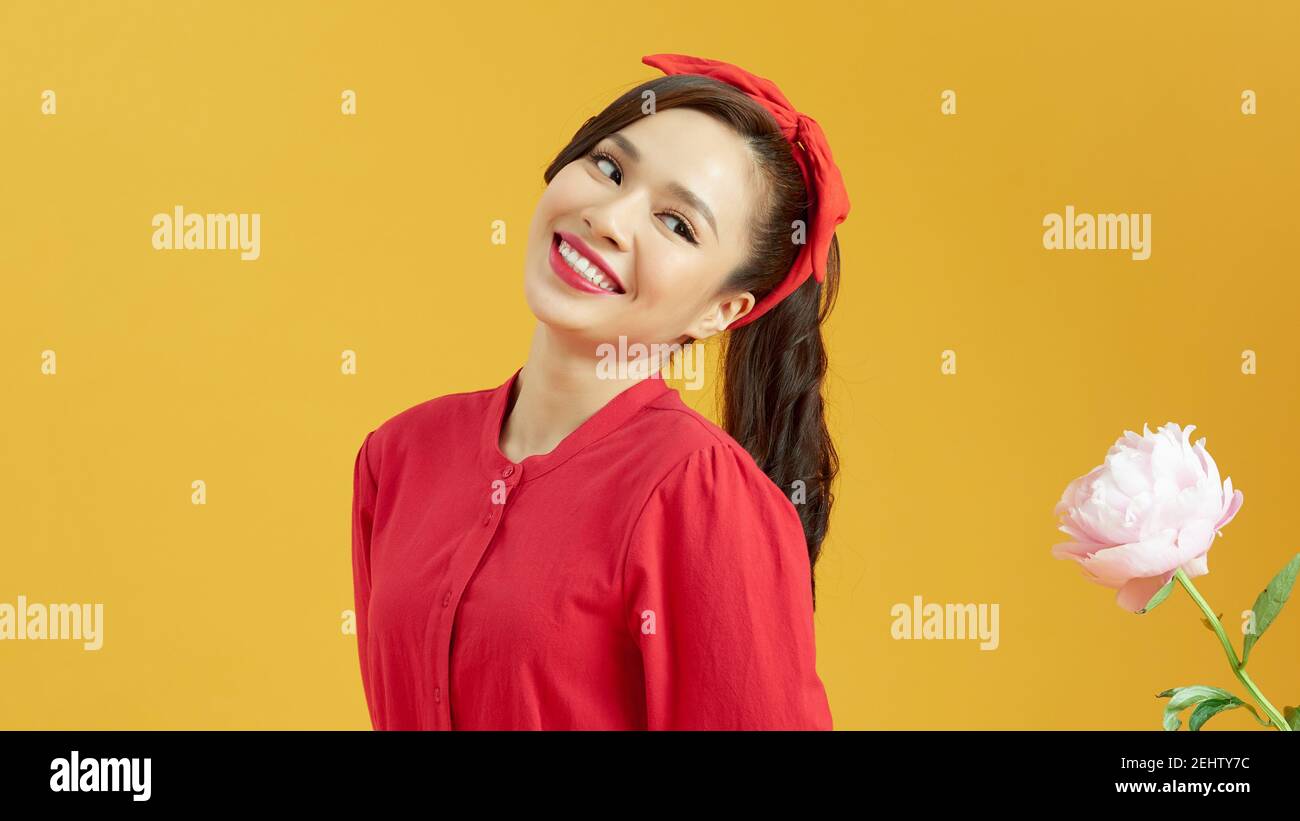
[3, 0, 1298, 729]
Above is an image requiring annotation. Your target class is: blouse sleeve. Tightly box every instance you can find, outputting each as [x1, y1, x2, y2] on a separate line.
[622, 444, 833, 730]
[351, 429, 380, 729]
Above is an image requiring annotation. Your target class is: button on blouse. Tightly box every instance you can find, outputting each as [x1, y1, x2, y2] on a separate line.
[350, 366, 832, 730]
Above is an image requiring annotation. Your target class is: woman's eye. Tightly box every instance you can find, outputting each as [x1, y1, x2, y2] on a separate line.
[593, 155, 621, 184]
[662, 213, 697, 244]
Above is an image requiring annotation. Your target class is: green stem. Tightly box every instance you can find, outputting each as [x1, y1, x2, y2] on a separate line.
[1173, 568, 1291, 731]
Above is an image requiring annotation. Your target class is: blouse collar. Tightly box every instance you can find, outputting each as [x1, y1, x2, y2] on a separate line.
[479, 365, 674, 482]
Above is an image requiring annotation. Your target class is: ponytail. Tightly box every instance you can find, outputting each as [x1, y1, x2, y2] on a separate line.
[721, 235, 841, 609]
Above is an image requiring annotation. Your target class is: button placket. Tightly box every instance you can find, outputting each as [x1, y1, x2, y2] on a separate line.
[495, 466, 521, 517]
[443, 462, 523, 728]
[483, 465, 518, 525]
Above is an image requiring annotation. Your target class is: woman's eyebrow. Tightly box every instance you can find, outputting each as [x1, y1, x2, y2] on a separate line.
[607, 133, 719, 240]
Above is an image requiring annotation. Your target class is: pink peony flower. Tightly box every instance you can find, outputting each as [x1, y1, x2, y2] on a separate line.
[1052, 422, 1244, 612]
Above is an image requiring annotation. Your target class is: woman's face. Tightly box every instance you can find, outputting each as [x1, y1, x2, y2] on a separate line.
[524, 107, 760, 348]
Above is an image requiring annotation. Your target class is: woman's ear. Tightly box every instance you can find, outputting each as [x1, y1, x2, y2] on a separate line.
[686, 291, 755, 340]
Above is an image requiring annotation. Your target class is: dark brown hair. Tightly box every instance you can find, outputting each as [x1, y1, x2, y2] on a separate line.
[543, 74, 842, 609]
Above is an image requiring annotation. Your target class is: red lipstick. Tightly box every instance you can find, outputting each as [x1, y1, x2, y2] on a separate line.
[550, 231, 626, 295]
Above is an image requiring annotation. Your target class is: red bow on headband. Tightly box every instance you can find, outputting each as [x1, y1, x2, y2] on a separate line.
[642, 53, 851, 330]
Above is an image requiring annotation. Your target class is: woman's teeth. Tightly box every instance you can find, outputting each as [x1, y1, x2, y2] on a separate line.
[558, 239, 619, 292]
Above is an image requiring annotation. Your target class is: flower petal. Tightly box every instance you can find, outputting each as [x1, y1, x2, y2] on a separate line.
[1106, 448, 1151, 499]
[1078, 530, 1180, 587]
[1216, 486, 1243, 532]
[1116, 571, 1176, 612]
[1176, 518, 1216, 559]
[1051, 540, 1106, 561]
[1182, 552, 1209, 577]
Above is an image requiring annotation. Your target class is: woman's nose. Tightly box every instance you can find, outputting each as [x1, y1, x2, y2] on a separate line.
[581, 198, 632, 252]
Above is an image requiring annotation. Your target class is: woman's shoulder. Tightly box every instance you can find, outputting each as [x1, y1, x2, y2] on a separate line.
[625, 391, 809, 570]
[363, 383, 499, 451]
[634, 389, 781, 496]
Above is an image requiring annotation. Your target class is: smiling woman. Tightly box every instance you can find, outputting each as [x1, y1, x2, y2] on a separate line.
[350, 53, 851, 731]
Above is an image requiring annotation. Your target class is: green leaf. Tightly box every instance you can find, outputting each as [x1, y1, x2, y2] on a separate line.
[1156, 685, 1243, 731]
[1162, 709, 1182, 731]
[1189, 698, 1244, 731]
[1139, 578, 1177, 614]
[1285, 706, 1300, 731]
[1242, 554, 1300, 665]
[1158, 685, 1237, 710]
[1242, 702, 1271, 727]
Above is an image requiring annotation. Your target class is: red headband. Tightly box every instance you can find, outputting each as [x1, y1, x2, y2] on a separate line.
[642, 53, 851, 330]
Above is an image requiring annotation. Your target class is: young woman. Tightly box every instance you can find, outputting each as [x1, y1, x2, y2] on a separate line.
[351, 53, 850, 730]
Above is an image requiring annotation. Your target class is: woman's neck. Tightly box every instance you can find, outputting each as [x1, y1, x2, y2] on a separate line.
[497, 324, 663, 464]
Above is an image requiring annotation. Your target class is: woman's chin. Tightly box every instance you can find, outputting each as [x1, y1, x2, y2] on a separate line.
[524, 280, 604, 332]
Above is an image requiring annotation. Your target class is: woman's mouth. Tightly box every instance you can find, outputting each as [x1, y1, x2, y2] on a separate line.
[550, 232, 626, 295]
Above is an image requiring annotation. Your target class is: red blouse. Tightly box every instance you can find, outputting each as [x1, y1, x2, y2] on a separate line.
[350, 366, 833, 730]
